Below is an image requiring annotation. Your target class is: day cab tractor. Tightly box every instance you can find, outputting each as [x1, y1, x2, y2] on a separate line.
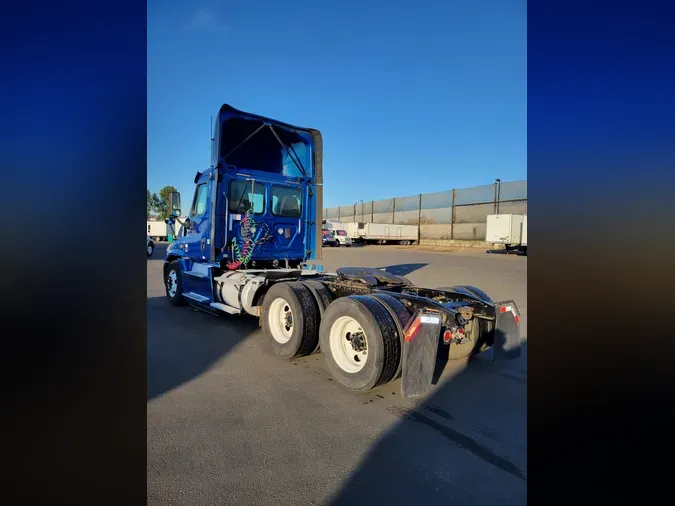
[322, 228, 339, 247]
[163, 104, 522, 397]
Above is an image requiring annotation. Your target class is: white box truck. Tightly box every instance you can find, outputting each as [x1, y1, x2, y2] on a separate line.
[486, 214, 524, 254]
[521, 215, 527, 255]
[322, 221, 352, 247]
[355, 222, 418, 245]
[147, 220, 169, 242]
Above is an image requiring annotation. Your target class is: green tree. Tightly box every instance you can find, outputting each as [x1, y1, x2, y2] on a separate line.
[146, 189, 153, 219]
[150, 192, 164, 219]
[152, 185, 178, 220]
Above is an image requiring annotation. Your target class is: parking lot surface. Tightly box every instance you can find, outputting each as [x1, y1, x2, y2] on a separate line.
[147, 244, 527, 506]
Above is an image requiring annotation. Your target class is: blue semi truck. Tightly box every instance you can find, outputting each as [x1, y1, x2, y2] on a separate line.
[163, 104, 521, 397]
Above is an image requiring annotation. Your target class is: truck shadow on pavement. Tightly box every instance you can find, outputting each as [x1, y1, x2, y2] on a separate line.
[378, 263, 429, 277]
[147, 296, 259, 401]
[327, 340, 528, 506]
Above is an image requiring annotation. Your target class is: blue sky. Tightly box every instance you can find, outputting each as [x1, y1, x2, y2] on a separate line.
[148, 0, 526, 208]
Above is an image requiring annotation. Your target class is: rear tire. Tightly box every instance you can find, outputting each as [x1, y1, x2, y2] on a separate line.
[263, 282, 319, 359]
[319, 296, 401, 393]
[370, 293, 412, 380]
[147, 242, 154, 257]
[302, 280, 335, 354]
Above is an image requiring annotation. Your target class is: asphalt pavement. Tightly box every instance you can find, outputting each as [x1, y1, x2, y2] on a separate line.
[147, 243, 527, 506]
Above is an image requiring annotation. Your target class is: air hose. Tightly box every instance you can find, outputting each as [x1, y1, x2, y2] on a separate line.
[226, 205, 270, 270]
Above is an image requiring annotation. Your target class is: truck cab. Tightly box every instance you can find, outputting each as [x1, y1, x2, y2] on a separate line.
[333, 229, 352, 247]
[322, 228, 338, 247]
[164, 105, 323, 272]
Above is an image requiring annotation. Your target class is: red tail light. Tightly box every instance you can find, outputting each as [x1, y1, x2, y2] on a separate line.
[442, 330, 452, 343]
[405, 318, 422, 342]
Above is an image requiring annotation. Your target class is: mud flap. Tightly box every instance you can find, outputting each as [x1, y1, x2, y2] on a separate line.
[400, 311, 442, 398]
[475, 300, 522, 362]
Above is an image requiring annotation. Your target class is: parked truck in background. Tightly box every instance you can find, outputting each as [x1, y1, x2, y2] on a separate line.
[333, 229, 352, 246]
[322, 228, 339, 247]
[162, 104, 521, 397]
[147, 221, 169, 242]
[322, 221, 352, 246]
[343, 221, 362, 241]
[345, 222, 418, 245]
[486, 214, 526, 255]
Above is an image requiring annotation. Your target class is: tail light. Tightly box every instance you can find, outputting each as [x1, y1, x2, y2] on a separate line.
[442, 329, 452, 343]
[405, 313, 442, 343]
[405, 318, 422, 343]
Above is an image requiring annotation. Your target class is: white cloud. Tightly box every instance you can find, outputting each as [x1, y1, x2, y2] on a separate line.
[184, 9, 228, 33]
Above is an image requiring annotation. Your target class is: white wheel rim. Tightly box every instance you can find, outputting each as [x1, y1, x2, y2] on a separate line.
[268, 297, 293, 344]
[329, 316, 368, 373]
[167, 270, 177, 297]
[147, 245, 153, 255]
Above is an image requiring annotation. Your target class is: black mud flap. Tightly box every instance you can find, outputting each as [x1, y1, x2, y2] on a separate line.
[475, 300, 522, 363]
[400, 311, 442, 398]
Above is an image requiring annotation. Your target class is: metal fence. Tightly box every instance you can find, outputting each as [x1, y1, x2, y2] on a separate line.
[323, 180, 527, 241]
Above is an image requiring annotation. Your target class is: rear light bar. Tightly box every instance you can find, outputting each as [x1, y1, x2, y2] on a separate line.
[404, 313, 442, 343]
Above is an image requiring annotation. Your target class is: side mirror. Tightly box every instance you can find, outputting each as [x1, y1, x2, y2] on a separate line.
[169, 192, 181, 217]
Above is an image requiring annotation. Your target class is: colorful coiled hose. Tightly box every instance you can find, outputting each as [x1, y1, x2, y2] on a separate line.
[226, 205, 270, 270]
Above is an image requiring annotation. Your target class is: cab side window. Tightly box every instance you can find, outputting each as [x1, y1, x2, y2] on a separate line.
[190, 183, 208, 217]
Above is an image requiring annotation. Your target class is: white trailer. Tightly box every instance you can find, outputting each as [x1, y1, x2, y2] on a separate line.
[486, 214, 525, 254]
[147, 220, 169, 242]
[355, 222, 418, 245]
[323, 219, 343, 229]
[340, 222, 362, 240]
[521, 215, 527, 253]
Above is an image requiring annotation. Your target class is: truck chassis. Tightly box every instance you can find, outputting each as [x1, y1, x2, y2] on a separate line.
[163, 261, 521, 397]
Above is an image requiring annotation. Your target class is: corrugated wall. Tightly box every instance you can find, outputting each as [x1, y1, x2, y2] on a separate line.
[323, 180, 527, 241]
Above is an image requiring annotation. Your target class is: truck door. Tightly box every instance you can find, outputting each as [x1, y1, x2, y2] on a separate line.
[267, 184, 306, 258]
[183, 179, 211, 261]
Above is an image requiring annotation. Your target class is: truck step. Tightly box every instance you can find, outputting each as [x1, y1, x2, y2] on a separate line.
[183, 292, 211, 303]
[210, 302, 241, 314]
[184, 263, 212, 279]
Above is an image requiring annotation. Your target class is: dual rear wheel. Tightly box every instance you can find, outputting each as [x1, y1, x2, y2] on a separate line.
[262, 281, 495, 394]
[262, 283, 406, 393]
